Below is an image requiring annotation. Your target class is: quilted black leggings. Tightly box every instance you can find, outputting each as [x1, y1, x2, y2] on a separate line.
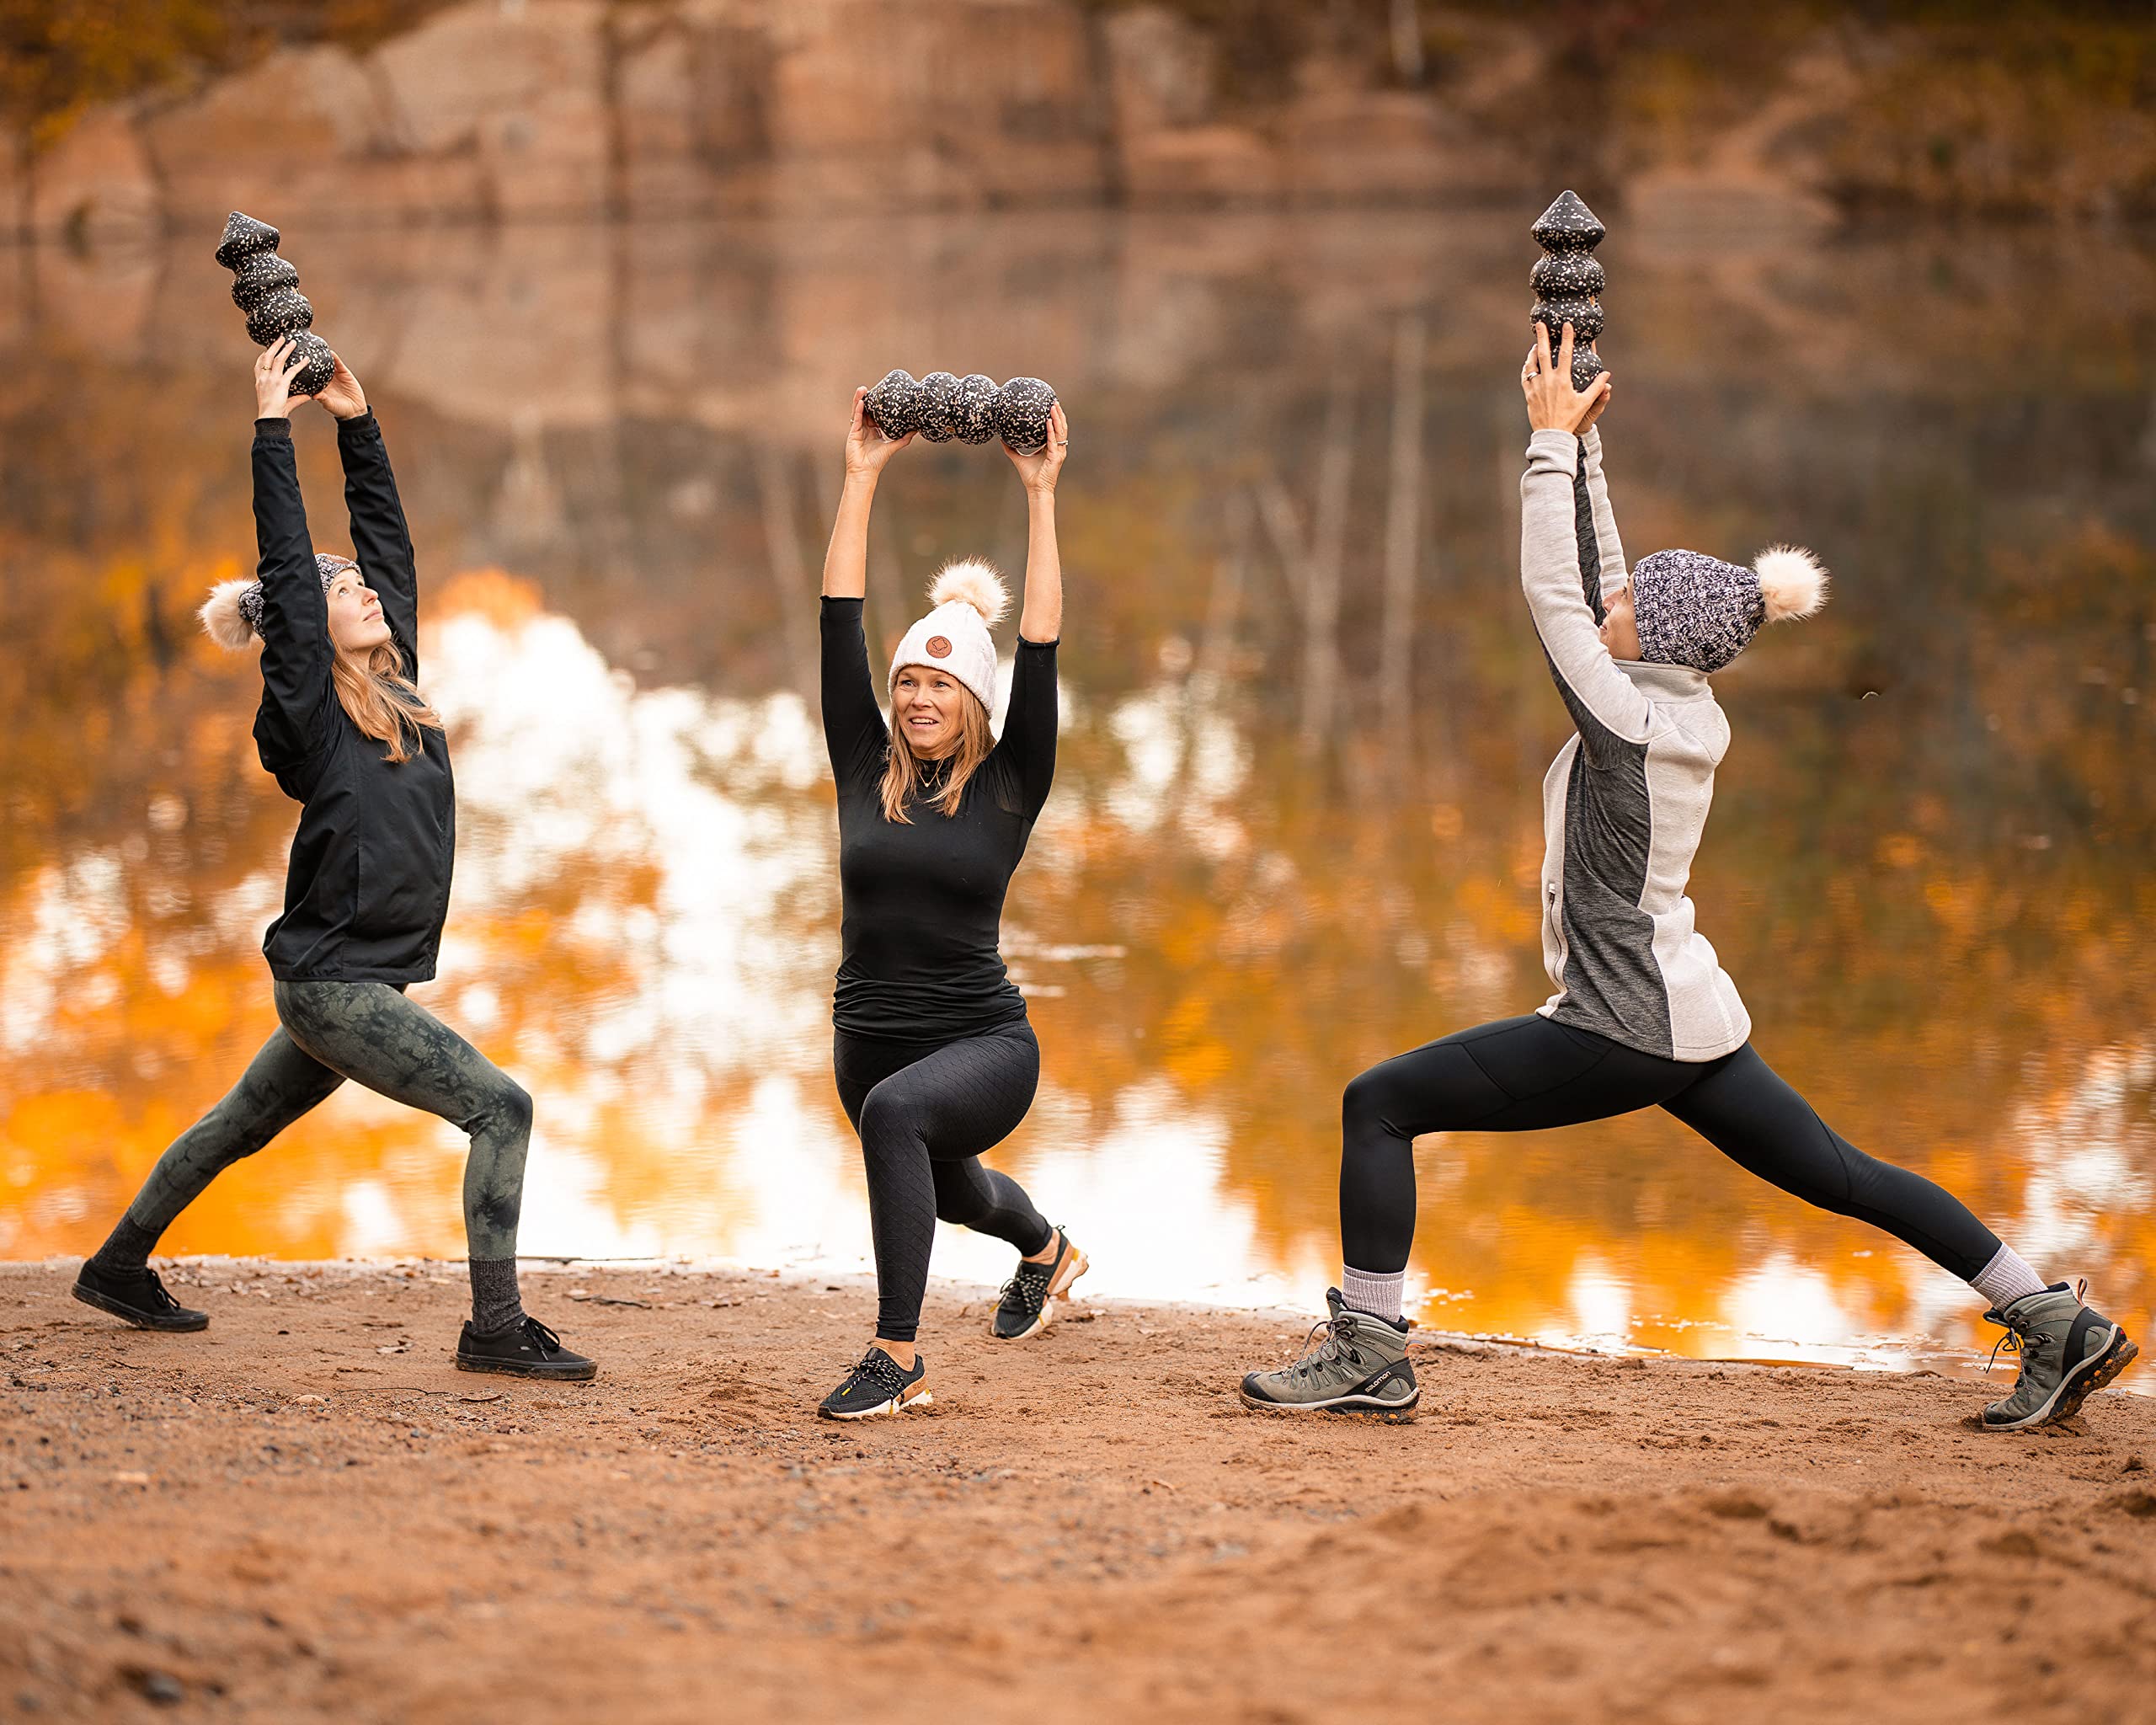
[1339, 1014, 2003, 1279]
[835, 1025, 1054, 1343]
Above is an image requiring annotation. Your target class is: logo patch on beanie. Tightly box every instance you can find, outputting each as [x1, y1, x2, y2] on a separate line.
[926, 635, 953, 659]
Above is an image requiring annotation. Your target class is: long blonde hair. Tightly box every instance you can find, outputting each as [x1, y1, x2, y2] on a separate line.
[879, 690, 994, 823]
[201, 564, 445, 763]
[333, 639, 444, 763]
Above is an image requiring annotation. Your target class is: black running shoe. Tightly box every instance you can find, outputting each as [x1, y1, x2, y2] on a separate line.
[818, 1346, 931, 1420]
[455, 1316, 597, 1381]
[991, 1227, 1088, 1341]
[72, 1261, 209, 1332]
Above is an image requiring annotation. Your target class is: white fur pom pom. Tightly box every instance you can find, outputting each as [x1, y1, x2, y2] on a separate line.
[927, 558, 1011, 627]
[199, 579, 261, 651]
[1753, 545, 1829, 624]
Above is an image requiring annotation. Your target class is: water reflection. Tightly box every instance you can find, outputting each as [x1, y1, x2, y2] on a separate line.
[2, 211, 2152, 1387]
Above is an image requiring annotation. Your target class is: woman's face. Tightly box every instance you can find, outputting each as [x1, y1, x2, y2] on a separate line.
[893, 666, 966, 759]
[1600, 578, 1642, 662]
[327, 569, 392, 655]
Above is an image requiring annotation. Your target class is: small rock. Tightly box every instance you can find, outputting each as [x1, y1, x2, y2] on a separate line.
[122, 1668, 183, 1706]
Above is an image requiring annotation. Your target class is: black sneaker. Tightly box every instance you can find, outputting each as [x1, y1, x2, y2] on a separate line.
[455, 1316, 597, 1381]
[818, 1346, 931, 1420]
[991, 1227, 1088, 1341]
[72, 1261, 209, 1332]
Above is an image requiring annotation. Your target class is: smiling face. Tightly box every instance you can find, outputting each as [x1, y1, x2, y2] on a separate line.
[326, 568, 392, 656]
[1599, 578, 1643, 662]
[892, 665, 969, 759]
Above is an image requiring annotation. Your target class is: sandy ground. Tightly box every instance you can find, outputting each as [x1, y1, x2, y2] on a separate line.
[3, 1259, 2153, 1725]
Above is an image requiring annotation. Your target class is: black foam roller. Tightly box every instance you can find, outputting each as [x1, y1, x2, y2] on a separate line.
[214, 210, 334, 395]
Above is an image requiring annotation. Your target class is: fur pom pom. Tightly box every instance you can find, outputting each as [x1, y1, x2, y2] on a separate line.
[927, 558, 1010, 627]
[1753, 545, 1828, 624]
[200, 579, 262, 651]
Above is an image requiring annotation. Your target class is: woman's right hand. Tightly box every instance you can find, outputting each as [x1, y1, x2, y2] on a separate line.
[253, 336, 312, 420]
[843, 387, 913, 481]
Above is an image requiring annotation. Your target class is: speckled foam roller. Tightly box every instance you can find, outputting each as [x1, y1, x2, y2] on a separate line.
[992, 377, 1056, 457]
[952, 374, 998, 444]
[916, 371, 962, 442]
[1529, 190, 1608, 394]
[214, 210, 334, 396]
[863, 369, 923, 439]
[1529, 252, 1604, 300]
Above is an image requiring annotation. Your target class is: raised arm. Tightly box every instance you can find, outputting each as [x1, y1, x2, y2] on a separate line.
[321, 358, 419, 675]
[1519, 325, 1652, 747]
[819, 389, 911, 787]
[1578, 425, 1628, 611]
[1002, 400, 1068, 644]
[250, 339, 334, 761]
[990, 400, 1068, 814]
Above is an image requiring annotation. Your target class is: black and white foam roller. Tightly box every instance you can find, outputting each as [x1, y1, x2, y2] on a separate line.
[864, 370, 1059, 454]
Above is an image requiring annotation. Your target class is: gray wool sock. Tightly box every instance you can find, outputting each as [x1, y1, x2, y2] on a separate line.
[1342, 1264, 1406, 1325]
[90, 1215, 163, 1274]
[469, 1258, 525, 1336]
[1971, 1243, 2048, 1311]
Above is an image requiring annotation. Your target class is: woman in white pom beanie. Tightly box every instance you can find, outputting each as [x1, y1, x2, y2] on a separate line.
[812, 384, 1087, 1420]
[1241, 323, 2134, 1433]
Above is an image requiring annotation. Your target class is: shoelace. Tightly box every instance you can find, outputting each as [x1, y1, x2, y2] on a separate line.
[842, 1350, 907, 1399]
[521, 1317, 565, 1357]
[998, 1260, 1054, 1318]
[139, 1269, 184, 1314]
[1288, 1313, 1367, 1378]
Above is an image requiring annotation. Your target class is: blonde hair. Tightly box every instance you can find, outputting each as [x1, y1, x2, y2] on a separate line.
[202, 559, 445, 762]
[878, 686, 994, 824]
[334, 638, 445, 763]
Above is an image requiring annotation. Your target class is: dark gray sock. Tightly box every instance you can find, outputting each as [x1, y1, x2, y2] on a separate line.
[469, 1258, 524, 1336]
[89, 1215, 162, 1274]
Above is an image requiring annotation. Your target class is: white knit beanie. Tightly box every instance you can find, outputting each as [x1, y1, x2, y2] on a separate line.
[888, 560, 1009, 713]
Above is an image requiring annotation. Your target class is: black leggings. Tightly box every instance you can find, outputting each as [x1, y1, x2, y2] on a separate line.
[835, 1024, 1055, 1344]
[1340, 1014, 2002, 1281]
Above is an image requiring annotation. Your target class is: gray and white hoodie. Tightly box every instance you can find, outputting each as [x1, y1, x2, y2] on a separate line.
[1521, 425, 1750, 1061]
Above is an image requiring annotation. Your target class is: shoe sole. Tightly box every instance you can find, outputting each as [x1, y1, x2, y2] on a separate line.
[454, 1354, 598, 1382]
[990, 1243, 1090, 1342]
[818, 1387, 933, 1422]
[70, 1282, 209, 1333]
[1981, 1327, 2137, 1432]
[1239, 1385, 1419, 1423]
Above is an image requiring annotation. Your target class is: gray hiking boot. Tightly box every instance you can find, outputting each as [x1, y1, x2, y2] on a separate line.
[1981, 1281, 2138, 1432]
[1240, 1288, 1419, 1421]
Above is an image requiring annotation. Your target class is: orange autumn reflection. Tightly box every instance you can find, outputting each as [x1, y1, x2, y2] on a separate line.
[3, 211, 2152, 1389]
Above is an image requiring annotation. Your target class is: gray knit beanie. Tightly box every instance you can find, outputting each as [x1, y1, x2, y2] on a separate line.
[1630, 545, 1828, 673]
[200, 553, 357, 649]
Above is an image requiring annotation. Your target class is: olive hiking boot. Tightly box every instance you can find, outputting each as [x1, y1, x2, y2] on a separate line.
[1240, 1288, 1419, 1421]
[1981, 1282, 2137, 1432]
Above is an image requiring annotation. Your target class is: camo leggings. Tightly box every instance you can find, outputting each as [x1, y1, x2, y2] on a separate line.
[101, 980, 530, 1326]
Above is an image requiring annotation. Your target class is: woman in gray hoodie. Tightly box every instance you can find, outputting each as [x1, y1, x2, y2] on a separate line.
[1238, 323, 2136, 1434]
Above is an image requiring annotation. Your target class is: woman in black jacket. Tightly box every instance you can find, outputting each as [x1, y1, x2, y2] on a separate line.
[72, 336, 592, 1381]
[813, 386, 1085, 1420]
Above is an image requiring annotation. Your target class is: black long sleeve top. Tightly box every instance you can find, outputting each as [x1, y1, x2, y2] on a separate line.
[253, 412, 456, 983]
[819, 596, 1058, 1046]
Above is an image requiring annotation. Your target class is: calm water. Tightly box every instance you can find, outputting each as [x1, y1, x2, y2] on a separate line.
[3, 211, 2153, 1386]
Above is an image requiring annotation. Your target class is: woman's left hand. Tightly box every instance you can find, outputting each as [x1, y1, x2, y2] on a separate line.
[312, 354, 369, 421]
[1521, 322, 1611, 437]
[1005, 402, 1068, 495]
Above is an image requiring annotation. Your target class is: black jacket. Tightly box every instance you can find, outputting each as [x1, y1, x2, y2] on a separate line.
[252, 413, 456, 983]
